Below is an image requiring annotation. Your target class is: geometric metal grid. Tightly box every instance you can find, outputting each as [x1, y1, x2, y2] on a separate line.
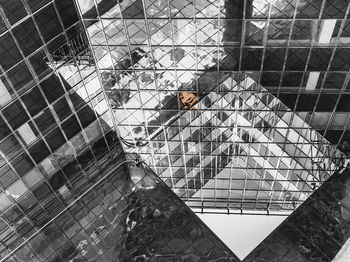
[137, 75, 344, 214]
[0, 1, 124, 260]
[72, 0, 350, 214]
[0, 0, 349, 260]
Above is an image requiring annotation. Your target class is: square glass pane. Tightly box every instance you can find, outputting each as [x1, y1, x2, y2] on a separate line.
[6, 61, 34, 93]
[77, 149, 94, 169]
[0, 32, 22, 71]
[40, 75, 65, 103]
[33, 182, 51, 201]
[77, 105, 97, 128]
[27, 0, 51, 12]
[22, 86, 47, 117]
[2, 100, 29, 130]
[17, 193, 36, 211]
[48, 171, 67, 191]
[28, 139, 51, 164]
[0, 116, 11, 140]
[10, 152, 34, 177]
[13, 18, 42, 57]
[55, 0, 79, 29]
[61, 115, 81, 140]
[45, 127, 66, 152]
[53, 97, 71, 121]
[0, 134, 22, 159]
[62, 160, 80, 180]
[3, 205, 23, 224]
[69, 92, 86, 111]
[0, 165, 18, 189]
[33, 108, 57, 135]
[29, 49, 52, 80]
[0, 16, 6, 35]
[35, 4, 63, 42]
[46, 34, 66, 54]
[1, 0, 27, 25]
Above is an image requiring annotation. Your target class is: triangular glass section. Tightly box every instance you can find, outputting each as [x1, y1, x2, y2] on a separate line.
[197, 213, 287, 260]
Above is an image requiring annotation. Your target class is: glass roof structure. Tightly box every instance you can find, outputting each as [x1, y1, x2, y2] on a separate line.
[0, 0, 350, 261]
[70, 0, 349, 214]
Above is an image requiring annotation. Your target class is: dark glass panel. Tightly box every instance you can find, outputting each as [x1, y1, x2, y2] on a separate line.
[12, 18, 42, 56]
[49, 171, 67, 191]
[53, 97, 71, 121]
[27, 0, 51, 12]
[92, 137, 108, 159]
[21, 86, 47, 117]
[33, 108, 57, 135]
[61, 115, 81, 140]
[331, 48, 350, 71]
[285, 48, 309, 71]
[6, 61, 34, 93]
[55, 0, 79, 29]
[10, 152, 34, 177]
[3, 205, 23, 225]
[337, 95, 350, 112]
[32, 182, 51, 201]
[69, 92, 85, 111]
[0, 116, 11, 139]
[0, 165, 17, 189]
[1, 0, 27, 25]
[322, 0, 348, 18]
[43, 195, 64, 217]
[0, 216, 8, 232]
[27, 205, 48, 227]
[261, 72, 281, 87]
[40, 75, 65, 103]
[28, 139, 50, 164]
[29, 49, 52, 80]
[14, 218, 34, 238]
[323, 73, 347, 89]
[46, 34, 66, 54]
[0, 134, 21, 159]
[282, 72, 305, 87]
[77, 106, 97, 128]
[62, 160, 81, 180]
[2, 100, 29, 130]
[277, 94, 297, 109]
[0, 74, 13, 96]
[316, 94, 339, 112]
[45, 127, 66, 152]
[104, 130, 119, 147]
[34, 4, 63, 42]
[18, 193, 36, 211]
[308, 48, 333, 71]
[77, 149, 94, 170]
[241, 48, 263, 70]
[0, 16, 6, 35]
[263, 48, 286, 71]
[296, 94, 318, 111]
[0, 32, 22, 70]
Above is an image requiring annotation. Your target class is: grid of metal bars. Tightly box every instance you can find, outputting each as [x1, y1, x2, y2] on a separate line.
[0, 0, 349, 260]
[70, 0, 350, 214]
[0, 1, 127, 259]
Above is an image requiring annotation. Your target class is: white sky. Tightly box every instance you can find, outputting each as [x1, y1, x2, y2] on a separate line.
[197, 213, 287, 260]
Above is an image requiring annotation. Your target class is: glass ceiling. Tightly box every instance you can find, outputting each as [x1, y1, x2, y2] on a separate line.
[62, 0, 350, 214]
[0, 0, 349, 261]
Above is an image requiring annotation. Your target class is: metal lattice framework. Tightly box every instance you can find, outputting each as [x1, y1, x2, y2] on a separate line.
[67, 0, 350, 214]
[0, 0, 350, 261]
